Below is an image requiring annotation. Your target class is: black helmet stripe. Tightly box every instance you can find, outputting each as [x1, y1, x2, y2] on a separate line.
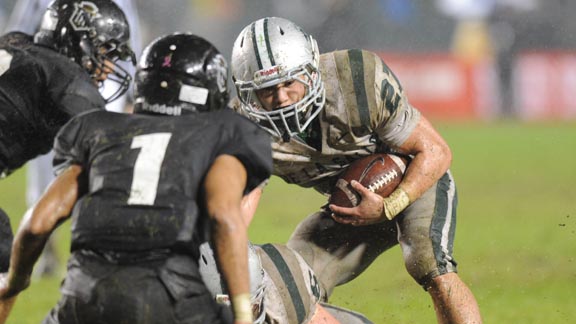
[251, 18, 276, 70]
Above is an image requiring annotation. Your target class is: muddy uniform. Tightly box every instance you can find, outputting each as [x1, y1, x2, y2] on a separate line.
[0, 32, 105, 177]
[251, 49, 459, 294]
[0, 32, 105, 274]
[44, 109, 272, 324]
[257, 243, 372, 324]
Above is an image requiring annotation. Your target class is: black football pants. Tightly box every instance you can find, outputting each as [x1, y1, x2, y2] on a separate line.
[43, 251, 228, 324]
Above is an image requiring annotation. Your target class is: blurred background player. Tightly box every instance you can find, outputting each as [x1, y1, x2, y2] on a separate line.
[2, 0, 142, 277]
[199, 242, 373, 324]
[231, 17, 482, 324]
[0, 32, 272, 324]
[0, 0, 135, 276]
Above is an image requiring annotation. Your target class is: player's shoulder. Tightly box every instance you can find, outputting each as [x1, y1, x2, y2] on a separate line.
[0, 32, 33, 50]
[211, 108, 264, 131]
[0, 33, 38, 73]
[63, 110, 122, 131]
[0, 33, 59, 64]
[55, 110, 109, 147]
[320, 49, 387, 78]
[320, 48, 380, 60]
[72, 109, 112, 120]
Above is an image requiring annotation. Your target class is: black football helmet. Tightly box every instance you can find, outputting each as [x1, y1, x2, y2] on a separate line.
[34, 0, 136, 103]
[133, 33, 229, 115]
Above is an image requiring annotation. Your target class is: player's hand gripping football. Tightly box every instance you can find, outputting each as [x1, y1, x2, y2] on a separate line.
[330, 180, 411, 225]
[329, 180, 388, 226]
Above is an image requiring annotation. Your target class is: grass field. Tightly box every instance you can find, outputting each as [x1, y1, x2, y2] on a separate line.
[1, 120, 575, 323]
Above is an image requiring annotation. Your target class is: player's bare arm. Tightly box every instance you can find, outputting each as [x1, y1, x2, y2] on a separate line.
[204, 154, 252, 324]
[395, 114, 452, 201]
[0, 165, 82, 321]
[0, 291, 15, 324]
[330, 115, 451, 224]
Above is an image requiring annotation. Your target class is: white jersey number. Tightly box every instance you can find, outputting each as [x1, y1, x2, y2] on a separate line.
[127, 133, 172, 205]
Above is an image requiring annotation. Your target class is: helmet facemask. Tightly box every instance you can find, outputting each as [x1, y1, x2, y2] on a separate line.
[81, 38, 136, 103]
[236, 62, 325, 141]
[34, 0, 136, 103]
[232, 17, 326, 141]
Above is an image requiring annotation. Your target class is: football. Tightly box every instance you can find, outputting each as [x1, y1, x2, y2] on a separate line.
[329, 153, 410, 208]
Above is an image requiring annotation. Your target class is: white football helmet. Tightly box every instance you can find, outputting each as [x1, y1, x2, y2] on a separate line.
[231, 17, 325, 140]
[199, 242, 266, 324]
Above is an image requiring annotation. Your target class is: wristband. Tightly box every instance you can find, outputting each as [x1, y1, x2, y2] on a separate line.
[382, 187, 411, 220]
[231, 293, 253, 322]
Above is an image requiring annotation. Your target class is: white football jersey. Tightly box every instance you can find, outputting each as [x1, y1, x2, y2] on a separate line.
[234, 49, 420, 195]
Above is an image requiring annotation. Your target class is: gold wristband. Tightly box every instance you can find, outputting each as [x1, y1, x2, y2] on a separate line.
[231, 293, 253, 322]
[382, 187, 411, 220]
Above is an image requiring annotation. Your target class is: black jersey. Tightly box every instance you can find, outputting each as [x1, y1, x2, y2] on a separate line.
[0, 32, 105, 174]
[53, 109, 272, 254]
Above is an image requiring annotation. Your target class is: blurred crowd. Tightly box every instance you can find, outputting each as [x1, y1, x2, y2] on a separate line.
[3, 0, 575, 58]
[2, 0, 575, 119]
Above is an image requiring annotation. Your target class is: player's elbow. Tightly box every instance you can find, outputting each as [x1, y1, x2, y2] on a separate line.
[440, 143, 452, 172]
[25, 211, 57, 237]
[210, 207, 246, 235]
[25, 203, 70, 237]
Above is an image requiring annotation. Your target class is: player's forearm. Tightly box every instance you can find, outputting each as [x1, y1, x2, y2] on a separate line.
[213, 210, 250, 294]
[395, 116, 452, 202]
[400, 146, 451, 201]
[205, 155, 253, 322]
[0, 295, 17, 324]
[212, 212, 252, 322]
[4, 222, 51, 297]
[5, 165, 81, 294]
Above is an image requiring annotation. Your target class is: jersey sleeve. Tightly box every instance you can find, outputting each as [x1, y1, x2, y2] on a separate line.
[324, 50, 420, 148]
[367, 51, 421, 146]
[217, 111, 273, 193]
[52, 112, 91, 175]
[55, 74, 106, 116]
[42, 52, 106, 117]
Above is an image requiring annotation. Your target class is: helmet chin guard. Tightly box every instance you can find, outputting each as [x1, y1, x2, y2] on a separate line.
[231, 17, 325, 140]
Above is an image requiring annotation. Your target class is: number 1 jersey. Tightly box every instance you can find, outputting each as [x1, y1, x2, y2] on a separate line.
[53, 109, 272, 253]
